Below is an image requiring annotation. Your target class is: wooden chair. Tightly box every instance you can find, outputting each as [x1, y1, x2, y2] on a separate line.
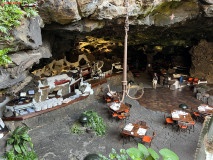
[142, 131, 155, 147]
[125, 103, 132, 108]
[136, 121, 146, 126]
[120, 131, 130, 145]
[118, 123, 130, 145]
[193, 112, 204, 123]
[187, 78, 193, 85]
[178, 121, 188, 133]
[108, 109, 117, 122]
[164, 113, 174, 130]
[113, 97, 120, 103]
[124, 109, 129, 113]
[193, 78, 199, 85]
[118, 112, 130, 123]
[185, 122, 194, 134]
[104, 95, 112, 103]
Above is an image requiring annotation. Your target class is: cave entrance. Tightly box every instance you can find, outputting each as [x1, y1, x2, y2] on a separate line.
[29, 28, 194, 89]
[152, 46, 192, 75]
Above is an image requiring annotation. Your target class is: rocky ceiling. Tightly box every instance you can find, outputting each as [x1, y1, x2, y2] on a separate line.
[39, 0, 213, 47]
[1, 0, 213, 92]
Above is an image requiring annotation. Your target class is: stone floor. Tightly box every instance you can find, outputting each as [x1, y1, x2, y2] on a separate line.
[28, 86, 202, 160]
[0, 73, 204, 160]
[137, 87, 202, 112]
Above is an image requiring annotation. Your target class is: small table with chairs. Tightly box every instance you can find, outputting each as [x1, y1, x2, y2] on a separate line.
[104, 91, 120, 103]
[166, 110, 195, 133]
[171, 110, 194, 123]
[108, 102, 131, 122]
[197, 104, 213, 117]
[193, 104, 213, 122]
[108, 102, 131, 113]
[121, 123, 155, 147]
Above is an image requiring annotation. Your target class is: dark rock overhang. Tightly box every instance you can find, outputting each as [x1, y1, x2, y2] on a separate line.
[42, 16, 213, 47]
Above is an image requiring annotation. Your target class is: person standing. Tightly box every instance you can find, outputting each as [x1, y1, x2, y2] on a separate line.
[179, 74, 183, 88]
[153, 73, 158, 89]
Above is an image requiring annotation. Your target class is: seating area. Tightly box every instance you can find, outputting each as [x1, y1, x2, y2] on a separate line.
[186, 77, 207, 86]
[162, 104, 213, 134]
[1, 72, 210, 159]
[120, 122, 154, 146]
[104, 91, 156, 147]
[103, 87, 213, 149]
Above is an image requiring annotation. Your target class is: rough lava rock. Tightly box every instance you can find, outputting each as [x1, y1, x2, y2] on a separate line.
[1, 0, 213, 92]
[190, 40, 213, 84]
[0, 50, 42, 90]
[199, 0, 213, 17]
[38, 0, 81, 24]
[38, 0, 205, 31]
[0, 16, 43, 51]
[0, 39, 52, 91]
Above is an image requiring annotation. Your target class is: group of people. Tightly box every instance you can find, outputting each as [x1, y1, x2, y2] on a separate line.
[152, 73, 183, 89]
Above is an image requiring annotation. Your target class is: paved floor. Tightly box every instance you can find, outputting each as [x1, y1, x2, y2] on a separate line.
[28, 82, 202, 160]
[137, 87, 202, 112]
[0, 73, 203, 160]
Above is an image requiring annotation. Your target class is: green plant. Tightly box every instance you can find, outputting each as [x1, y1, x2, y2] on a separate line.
[99, 148, 128, 160]
[71, 122, 83, 134]
[98, 144, 179, 160]
[0, 0, 38, 65]
[0, 49, 12, 66]
[7, 126, 34, 155]
[3, 149, 38, 160]
[82, 110, 107, 136]
[0, 0, 38, 38]
[126, 144, 179, 160]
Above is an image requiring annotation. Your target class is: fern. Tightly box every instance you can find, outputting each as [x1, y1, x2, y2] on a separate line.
[0, 49, 12, 66]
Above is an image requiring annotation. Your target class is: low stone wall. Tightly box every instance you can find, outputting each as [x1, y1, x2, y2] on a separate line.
[194, 85, 213, 106]
[194, 116, 213, 160]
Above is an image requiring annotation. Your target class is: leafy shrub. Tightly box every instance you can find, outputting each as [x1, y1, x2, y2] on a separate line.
[98, 143, 179, 160]
[0, 0, 38, 38]
[82, 110, 107, 136]
[99, 148, 128, 160]
[7, 126, 34, 155]
[0, 49, 12, 66]
[3, 149, 38, 160]
[71, 122, 84, 134]
[1, 126, 38, 160]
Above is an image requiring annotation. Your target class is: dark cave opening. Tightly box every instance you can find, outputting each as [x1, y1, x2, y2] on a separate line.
[30, 29, 194, 79]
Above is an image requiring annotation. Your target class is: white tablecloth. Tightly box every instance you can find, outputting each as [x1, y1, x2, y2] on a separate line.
[173, 110, 188, 115]
[107, 91, 116, 97]
[124, 123, 134, 131]
[137, 128, 147, 136]
[198, 105, 213, 111]
[172, 113, 180, 118]
[110, 102, 121, 111]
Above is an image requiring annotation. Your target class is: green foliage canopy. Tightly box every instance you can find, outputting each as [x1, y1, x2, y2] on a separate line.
[82, 110, 107, 136]
[99, 143, 179, 160]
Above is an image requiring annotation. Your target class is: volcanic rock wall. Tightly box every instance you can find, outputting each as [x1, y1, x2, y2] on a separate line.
[190, 40, 213, 84]
[0, 0, 213, 94]
[195, 116, 213, 160]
